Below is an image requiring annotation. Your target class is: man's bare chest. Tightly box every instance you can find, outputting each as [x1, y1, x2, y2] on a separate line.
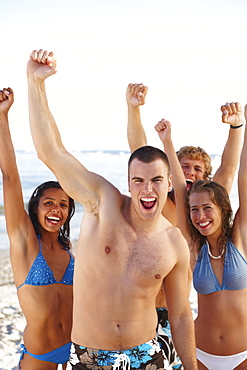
[83, 226, 175, 283]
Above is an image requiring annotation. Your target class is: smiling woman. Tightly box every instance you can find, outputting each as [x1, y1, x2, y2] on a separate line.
[28, 181, 74, 248]
[185, 179, 247, 369]
[187, 180, 232, 251]
[0, 88, 75, 370]
[153, 108, 247, 369]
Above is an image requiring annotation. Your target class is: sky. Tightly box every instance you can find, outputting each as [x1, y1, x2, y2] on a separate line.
[1, 0, 247, 154]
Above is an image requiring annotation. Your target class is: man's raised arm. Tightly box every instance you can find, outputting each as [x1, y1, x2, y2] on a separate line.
[27, 49, 110, 205]
[126, 83, 148, 152]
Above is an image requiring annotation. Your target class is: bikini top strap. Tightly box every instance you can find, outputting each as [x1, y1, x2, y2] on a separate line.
[37, 235, 43, 253]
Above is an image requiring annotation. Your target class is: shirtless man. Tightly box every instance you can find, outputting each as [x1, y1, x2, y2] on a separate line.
[27, 49, 198, 370]
[126, 82, 243, 369]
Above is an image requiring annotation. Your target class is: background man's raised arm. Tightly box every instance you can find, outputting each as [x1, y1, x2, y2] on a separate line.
[126, 83, 148, 152]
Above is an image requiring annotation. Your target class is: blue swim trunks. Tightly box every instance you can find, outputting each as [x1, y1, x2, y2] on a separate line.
[68, 338, 170, 369]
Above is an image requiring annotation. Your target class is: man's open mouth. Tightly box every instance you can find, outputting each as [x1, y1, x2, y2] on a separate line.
[186, 179, 194, 191]
[140, 197, 157, 209]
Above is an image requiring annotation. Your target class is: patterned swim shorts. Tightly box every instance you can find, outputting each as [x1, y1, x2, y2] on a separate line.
[156, 308, 183, 369]
[68, 337, 171, 369]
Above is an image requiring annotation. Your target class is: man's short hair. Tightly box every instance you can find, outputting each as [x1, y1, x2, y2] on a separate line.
[128, 145, 170, 176]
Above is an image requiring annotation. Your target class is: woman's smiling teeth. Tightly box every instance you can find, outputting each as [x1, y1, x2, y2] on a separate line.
[47, 216, 60, 224]
[140, 197, 156, 210]
[198, 221, 210, 228]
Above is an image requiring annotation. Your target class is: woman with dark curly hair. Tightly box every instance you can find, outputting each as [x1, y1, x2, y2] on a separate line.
[0, 87, 75, 369]
[156, 115, 247, 369]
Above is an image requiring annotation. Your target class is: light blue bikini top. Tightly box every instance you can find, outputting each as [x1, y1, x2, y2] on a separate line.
[193, 240, 247, 295]
[17, 237, 74, 290]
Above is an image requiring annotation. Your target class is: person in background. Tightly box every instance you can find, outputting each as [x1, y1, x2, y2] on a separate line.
[156, 115, 247, 369]
[27, 49, 198, 370]
[126, 82, 243, 208]
[0, 87, 75, 369]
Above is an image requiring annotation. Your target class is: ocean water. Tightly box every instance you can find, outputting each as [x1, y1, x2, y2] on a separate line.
[0, 150, 238, 250]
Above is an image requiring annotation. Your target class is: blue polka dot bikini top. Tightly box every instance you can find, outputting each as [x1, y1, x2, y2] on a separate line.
[17, 236, 74, 290]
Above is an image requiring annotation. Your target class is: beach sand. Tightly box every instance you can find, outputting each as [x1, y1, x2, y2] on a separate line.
[0, 250, 24, 370]
[0, 249, 198, 370]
